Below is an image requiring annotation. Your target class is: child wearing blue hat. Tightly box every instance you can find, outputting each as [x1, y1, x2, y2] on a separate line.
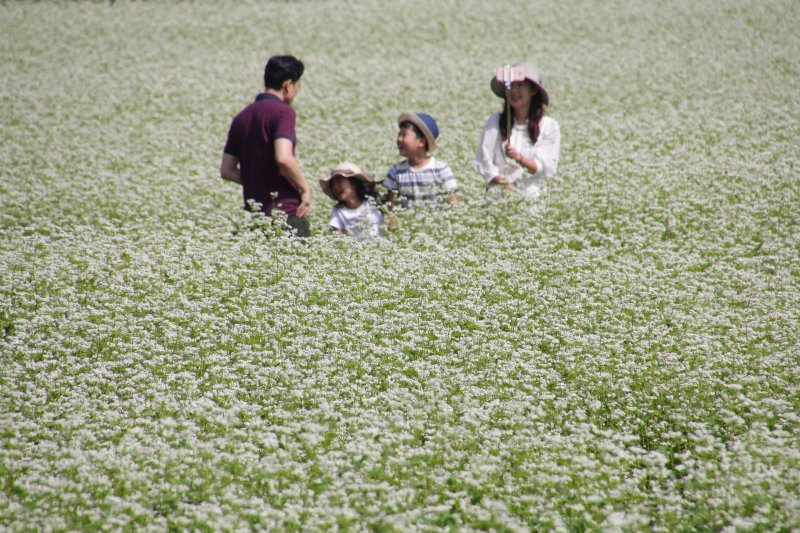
[383, 112, 458, 207]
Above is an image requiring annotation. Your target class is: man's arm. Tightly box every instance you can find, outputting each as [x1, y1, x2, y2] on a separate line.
[274, 138, 312, 218]
[220, 153, 242, 185]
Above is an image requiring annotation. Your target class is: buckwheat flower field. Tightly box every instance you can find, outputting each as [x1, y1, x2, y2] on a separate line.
[1, 0, 799, 530]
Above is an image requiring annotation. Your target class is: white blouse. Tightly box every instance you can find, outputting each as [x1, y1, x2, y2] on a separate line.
[474, 113, 561, 189]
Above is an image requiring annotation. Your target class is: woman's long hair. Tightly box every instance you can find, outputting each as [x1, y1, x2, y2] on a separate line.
[499, 87, 546, 144]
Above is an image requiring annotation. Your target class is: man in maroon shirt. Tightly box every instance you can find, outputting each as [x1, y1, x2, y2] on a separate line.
[221, 55, 312, 236]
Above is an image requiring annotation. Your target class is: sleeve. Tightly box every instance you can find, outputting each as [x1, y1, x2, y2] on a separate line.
[530, 118, 561, 178]
[436, 161, 459, 192]
[272, 105, 297, 145]
[223, 117, 240, 157]
[474, 113, 502, 184]
[383, 164, 398, 191]
[328, 206, 345, 231]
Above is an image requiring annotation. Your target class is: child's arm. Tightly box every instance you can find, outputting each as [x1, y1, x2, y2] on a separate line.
[437, 163, 459, 205]
[379, 191, 400, 229]
[383, 168, 399, 211]
[385, 189, 403, 212]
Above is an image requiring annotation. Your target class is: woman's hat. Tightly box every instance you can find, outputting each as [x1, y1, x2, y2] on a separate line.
[490, 63, 549, 105]
[398, 112, 439, 153]
[319, 162, 377, 200]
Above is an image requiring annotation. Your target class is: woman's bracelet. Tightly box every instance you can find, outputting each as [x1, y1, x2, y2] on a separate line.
[518, 156, 537, 172]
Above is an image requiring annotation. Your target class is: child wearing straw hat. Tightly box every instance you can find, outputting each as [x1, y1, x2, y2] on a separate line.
[475, 63, 561, 204]
[384, 112, 458, 207]
[320, 162, 384, 241]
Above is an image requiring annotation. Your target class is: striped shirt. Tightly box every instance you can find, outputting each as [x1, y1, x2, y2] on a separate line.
[383, 157, 458, 205]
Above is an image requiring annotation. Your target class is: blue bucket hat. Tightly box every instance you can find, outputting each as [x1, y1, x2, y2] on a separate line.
[398, 112, 439, 153]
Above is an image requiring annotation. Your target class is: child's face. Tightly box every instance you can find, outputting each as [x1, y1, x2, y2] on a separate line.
[396, 125, 426, 158]
[330, 175, 358, 203]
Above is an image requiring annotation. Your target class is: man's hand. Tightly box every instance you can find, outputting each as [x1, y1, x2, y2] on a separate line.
[275, 139, 313, 217]
[296, 189, 312, 218]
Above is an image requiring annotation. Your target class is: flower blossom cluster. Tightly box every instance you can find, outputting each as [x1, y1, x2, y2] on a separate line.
[1, 0, 798, 530]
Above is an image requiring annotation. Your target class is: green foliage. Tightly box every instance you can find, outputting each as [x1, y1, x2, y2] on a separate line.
[1, 0, 799, 531]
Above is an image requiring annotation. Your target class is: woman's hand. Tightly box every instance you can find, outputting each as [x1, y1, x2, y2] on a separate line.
[504, 144, 522, 163]
[504, 145, 538, 173]
[490, 176, 517, 192]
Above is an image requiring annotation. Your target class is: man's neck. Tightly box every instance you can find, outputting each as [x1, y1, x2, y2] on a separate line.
[264, 88, 284, 102]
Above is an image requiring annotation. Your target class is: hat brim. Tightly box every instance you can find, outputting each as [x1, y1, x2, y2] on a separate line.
[320, 170, 377, 200]
[490, 77, 549, 106]
[398, 112, 436, 153]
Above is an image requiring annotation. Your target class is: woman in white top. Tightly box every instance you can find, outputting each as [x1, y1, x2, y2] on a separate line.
[320, 162, 383, 242]
[475, 63, 560, 201]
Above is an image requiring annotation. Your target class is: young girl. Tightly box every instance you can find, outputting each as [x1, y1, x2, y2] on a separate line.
[320, 162, 384, 241]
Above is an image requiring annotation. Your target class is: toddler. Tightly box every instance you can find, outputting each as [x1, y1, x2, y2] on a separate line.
[320, 162, 384, 241]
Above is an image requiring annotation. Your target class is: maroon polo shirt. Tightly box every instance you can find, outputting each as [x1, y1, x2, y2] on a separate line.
[224, 93, 300, 216]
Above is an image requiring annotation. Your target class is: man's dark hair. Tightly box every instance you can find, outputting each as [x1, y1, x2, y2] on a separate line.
[264, 55, 304, 90]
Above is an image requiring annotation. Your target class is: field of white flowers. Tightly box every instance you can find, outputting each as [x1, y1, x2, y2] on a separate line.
[1, 0, 799, 530]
